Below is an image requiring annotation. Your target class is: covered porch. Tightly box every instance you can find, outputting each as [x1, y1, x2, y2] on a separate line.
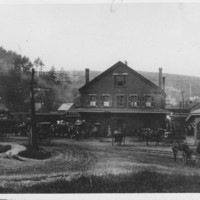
[186, 108, 200, 145]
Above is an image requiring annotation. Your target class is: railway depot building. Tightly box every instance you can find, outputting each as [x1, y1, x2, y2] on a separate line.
[71, 61, 167, 136]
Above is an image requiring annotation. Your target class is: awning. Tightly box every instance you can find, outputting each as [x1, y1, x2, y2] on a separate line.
[58, 103, 73, 112]
[35, 103, 42, 112]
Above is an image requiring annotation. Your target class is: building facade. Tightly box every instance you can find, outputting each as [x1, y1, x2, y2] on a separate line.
[71, 61, 167, 136]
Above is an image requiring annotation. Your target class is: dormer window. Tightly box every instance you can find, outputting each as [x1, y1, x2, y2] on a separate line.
[113, 73, 127, 87]
[89, 94, 97, 107]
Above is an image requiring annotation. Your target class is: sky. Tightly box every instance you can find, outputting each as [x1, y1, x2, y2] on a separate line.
[0, 1, 200, 76]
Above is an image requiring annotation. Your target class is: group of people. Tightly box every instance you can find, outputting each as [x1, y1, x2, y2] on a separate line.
[105, 125, 126, 146]
[50, 122, 88, 139]
[107, 125, 126, 136]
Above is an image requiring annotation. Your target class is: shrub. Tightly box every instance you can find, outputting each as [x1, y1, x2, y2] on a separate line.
[18, 145, 51, 160]
[0, 145, 11, 153]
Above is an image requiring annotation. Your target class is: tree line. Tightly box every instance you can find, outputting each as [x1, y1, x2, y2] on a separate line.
[0, 47, 81, 113]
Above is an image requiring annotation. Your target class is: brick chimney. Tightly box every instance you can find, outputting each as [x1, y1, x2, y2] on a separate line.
[85, 68, 89, 84]
[158, 68, 162, 89]
[162, 77, 165, 92]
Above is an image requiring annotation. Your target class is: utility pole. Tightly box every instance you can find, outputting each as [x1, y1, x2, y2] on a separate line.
[30, 68, 38, 150]
[181, 90, 185, 108]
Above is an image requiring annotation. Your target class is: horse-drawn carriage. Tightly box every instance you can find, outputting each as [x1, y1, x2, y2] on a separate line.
[137, 127, 186, 146]
[111, 129, 125, 146]
[138, 128, 164, 146]
[113, 130, 123, 145]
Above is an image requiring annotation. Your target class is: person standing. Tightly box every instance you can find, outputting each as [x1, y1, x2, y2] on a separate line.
[122, 123, 126, 144]
[172, 140, 179, 161]
[107, 125, 112, 137]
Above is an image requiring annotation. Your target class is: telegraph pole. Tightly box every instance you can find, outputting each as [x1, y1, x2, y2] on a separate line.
[30, 68, 38, 150]
[181, 90, 185, 108]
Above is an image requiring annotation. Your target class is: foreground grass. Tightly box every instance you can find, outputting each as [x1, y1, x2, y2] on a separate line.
[0, 145, 11, 153]
[1, 169, 200, 193]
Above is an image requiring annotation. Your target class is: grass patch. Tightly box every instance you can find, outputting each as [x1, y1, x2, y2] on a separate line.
[0, 144, 11, 153]
[18, 145, 51, 160]
[2, 169, 200, 193]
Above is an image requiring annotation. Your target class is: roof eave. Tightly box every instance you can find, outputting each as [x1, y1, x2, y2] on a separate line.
[70, 108, 168, 114]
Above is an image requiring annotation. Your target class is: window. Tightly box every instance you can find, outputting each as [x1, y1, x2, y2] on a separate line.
[129, 95, 139, 107]
[89, 95, 97, 107]
[161, 97, 165, 108]
[114, 75, 126, 87]
[102, 94, 112, 107]
[117, 94, 125, 107]
[145, 95, 153, 107]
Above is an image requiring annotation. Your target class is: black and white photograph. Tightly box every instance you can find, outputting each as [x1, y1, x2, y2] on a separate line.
[1, 0, 200, 197]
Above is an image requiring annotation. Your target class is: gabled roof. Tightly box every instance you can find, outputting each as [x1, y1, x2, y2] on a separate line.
[190, 102, 200, 112]
[191, 108, 200, 114]
[79, 61, 166, 97]
[186, 108, 200, 121]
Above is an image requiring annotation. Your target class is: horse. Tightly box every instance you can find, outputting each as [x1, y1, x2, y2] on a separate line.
[172, 141, 193, 164]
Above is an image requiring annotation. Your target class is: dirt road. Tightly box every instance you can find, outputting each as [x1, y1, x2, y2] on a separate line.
[0, 137, 199, 187]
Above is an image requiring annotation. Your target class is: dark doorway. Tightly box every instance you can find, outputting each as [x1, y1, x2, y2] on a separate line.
[116, 119, 124, 130]
[197, 121, 200, 140]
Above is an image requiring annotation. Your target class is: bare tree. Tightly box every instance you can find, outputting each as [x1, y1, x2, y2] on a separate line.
[34, 57, 44, 76]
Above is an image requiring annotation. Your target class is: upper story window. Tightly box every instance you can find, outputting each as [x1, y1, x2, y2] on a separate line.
[89, 94, 97, 107]
[116, 94, 125, 107]
[102, 94, 112, 107]
[145, 95, 153, 107]
[129, 95, 139, 108]
[161, 97, 165, 108]
[113, 73, 127, 87]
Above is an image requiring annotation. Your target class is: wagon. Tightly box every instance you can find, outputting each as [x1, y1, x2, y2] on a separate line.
[37, 122, 54, 144]
[163, 130, 186, 144]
